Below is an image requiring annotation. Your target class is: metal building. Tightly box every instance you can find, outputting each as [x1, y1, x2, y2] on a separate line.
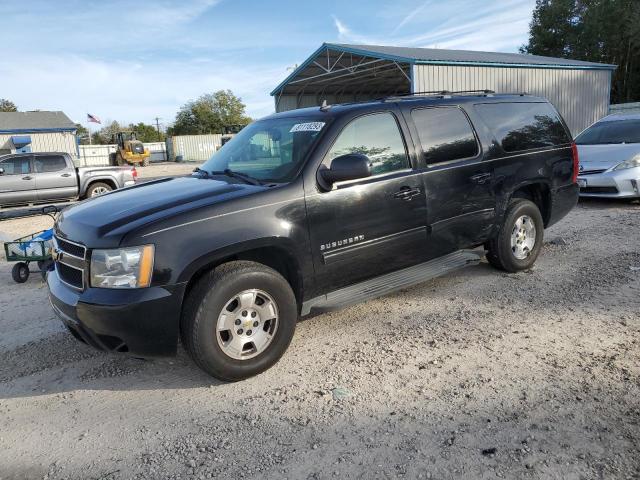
[0, 111, 78, 160]
[271, 43, 616, 136]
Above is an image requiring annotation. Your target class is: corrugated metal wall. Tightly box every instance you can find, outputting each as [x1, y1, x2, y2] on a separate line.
[0, 132, 78, 159]
[167, 134, 223, 161]
[413, 65, 611, 136]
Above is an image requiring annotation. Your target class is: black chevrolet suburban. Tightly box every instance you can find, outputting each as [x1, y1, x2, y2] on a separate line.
[48, 93, 579, 381]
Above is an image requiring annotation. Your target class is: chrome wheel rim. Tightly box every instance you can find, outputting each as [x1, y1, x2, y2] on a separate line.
[216, 289, 278, 360]
[510, 215, 536, 260]
[91, 186, 109, 197]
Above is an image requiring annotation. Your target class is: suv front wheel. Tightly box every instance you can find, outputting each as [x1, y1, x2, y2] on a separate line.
[486, 198, 544, 272]
[181, 261, 297, 381]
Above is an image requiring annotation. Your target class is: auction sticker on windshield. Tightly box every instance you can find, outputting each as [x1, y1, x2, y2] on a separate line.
[289, 122, 325, 133]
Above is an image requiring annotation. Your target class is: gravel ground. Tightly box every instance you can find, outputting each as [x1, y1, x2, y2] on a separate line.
[0, 199, 638, 479]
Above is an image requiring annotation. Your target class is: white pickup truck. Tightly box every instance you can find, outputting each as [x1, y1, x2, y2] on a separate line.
[0, 152, 136, 207]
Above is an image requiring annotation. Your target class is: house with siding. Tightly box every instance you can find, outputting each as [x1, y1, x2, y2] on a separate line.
[0, 111, 78, 160]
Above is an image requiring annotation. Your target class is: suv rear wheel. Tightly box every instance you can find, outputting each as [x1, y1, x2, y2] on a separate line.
[486, 198, 544, 272]
[181, 261, 297, 381]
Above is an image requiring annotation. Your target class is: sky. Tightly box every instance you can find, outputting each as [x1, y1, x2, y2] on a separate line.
[0, 0, 536, 129]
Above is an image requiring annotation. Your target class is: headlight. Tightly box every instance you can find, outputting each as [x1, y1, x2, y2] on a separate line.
[90, 245, 154, 288]
[613, 155, 640, 171]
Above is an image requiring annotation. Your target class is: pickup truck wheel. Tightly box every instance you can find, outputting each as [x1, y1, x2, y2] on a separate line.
[86, 182, 112, 198]
[181, 261, 297, 381]
[486, 199, 544, 272]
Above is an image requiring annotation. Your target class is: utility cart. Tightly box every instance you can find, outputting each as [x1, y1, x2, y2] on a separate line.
[1, 206, 59, 283]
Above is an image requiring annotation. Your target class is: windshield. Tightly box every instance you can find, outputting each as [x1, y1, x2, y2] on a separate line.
[575, 119, 640, 145]
[199, 117, 328, 183]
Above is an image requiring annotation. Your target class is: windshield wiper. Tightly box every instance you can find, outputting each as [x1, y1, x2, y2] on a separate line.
[211, 169, 263, 186]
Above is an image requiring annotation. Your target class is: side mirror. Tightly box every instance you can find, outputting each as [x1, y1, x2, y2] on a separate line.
[319, 153, 371, 188]
[0, 167, 4, 175]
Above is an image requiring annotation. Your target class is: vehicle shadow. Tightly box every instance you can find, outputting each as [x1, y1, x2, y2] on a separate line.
[0, 332, 222, 399]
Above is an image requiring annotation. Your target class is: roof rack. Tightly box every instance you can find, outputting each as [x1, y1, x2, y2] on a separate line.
[381, 89, 496, 101]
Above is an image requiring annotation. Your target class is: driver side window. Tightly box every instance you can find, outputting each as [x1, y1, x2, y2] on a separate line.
[326, 112, 410, 176]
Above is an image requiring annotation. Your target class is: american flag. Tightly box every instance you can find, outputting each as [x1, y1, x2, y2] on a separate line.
[87, 113, 101, 124]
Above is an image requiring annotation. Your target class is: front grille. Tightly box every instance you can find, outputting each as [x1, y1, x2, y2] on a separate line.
[580, 169, 606, 175]
[55, 236, 86, 258]
[54, 235, 87, 289]
[581, 186, 619, 194]
[57, 262, 84, 289]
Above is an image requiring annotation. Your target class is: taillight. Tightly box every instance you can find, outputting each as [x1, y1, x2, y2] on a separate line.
[131, 167, 138, 180]
[571, 142, 579, 183]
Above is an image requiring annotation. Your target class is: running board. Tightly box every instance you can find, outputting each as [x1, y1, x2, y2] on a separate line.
[301, 249, 485, 316]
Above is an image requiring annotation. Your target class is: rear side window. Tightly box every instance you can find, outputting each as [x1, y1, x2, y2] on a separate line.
[326, 112, 410, 176]
[411, 107, 479, 164]
[34, 155, 67, 173]
[475, 102, 570, 153]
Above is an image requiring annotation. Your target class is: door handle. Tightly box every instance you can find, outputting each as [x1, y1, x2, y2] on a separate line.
[61, 173, 72, 177]
[22, 176, 32, 180]
[393, 186, 421, 201]
[470, 173, 492, 184]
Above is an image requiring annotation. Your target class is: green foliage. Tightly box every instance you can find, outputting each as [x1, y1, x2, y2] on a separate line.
[88, 120, 122, 145]
[521, 0, 640, 103]
[169, 90, 252, 136]
[129, 122, 165, 143]
[0, 98, 18, 112]
[75, 123, 91, 145]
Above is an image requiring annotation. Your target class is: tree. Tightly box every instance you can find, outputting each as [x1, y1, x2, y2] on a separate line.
[129, 122, 165, 143]
[521, 0, 640, 103]
[169, 90, 252, 135]
[0, 98, 17, 112]
[88, 120, 122, 144]
[75, 123, 91, 145]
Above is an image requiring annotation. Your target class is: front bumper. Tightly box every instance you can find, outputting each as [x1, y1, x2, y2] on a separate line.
[578, 167, 640, 198]
[48, 267, 186, 357]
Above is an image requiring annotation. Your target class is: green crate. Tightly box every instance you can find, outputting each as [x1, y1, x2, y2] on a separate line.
[3, 230, 52, 262]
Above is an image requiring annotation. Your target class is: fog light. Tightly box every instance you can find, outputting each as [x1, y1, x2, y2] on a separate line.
[632, 179, 639, 194]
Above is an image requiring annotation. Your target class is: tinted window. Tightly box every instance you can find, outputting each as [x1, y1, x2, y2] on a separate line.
[34, 155, 67, 173]
[327, 112, 409, 176]
[475, 102, 570, 152]
[575, 119, 640, 145]
[0, 156, 30, 175]
[411, 107, 479, 163]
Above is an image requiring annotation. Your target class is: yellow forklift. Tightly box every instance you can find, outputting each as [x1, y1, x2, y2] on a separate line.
[110, 132, 151, 167]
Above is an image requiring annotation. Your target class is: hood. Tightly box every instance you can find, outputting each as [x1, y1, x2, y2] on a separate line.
[55, 176, 264, 246]
[577, 143, 640, 171]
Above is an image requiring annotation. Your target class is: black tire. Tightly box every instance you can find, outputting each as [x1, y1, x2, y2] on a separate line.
[85, 182, 113, 199]
[109, 152, 117, 166]
[181, 261, 297, 381]
[486, 199, 544, 272]
[12, 262, 29, 283]
[115, 153, 125, 166]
